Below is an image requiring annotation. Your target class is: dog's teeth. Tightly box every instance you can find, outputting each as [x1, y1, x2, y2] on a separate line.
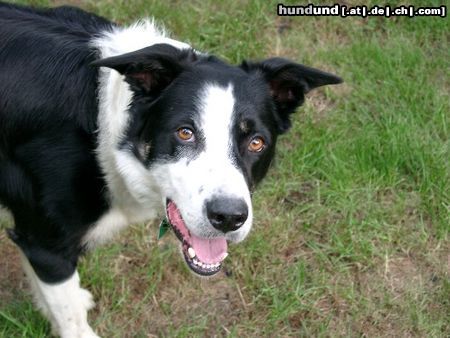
[188, 247, 196, 258]
[222, 252, 229, 260]
[193, 259, 200, 266]
[205, 264, 211, 269]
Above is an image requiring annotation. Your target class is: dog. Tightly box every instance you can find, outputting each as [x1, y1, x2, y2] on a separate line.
[0, 2, 342, 337]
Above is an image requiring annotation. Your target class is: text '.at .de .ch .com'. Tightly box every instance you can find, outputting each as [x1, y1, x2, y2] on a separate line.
[277, 3, 447, 18]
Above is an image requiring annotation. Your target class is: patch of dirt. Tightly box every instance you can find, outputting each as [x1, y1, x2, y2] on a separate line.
[353, 247, 448, 336]
[279, 181, 316, 210]
[365, 252, 440, 297]
[162, 277, 244, 332]
[0, 232, 26, 305]
[385, 256, 423, 295]
[88, 232, 247, 337]
[99, 271, 245, 337]
[306, 81, 350, 118]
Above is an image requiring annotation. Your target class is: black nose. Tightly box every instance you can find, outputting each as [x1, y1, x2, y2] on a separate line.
[206, 197, 249, 233]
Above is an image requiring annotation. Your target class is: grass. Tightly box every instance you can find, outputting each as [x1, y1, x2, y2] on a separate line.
[1, 0, 449, 337]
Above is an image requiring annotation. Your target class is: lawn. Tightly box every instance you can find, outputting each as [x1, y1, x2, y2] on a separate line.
[0, 0, 448, 337]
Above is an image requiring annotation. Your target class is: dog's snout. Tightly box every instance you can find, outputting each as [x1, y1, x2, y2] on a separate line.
[206, 197, 248, 233]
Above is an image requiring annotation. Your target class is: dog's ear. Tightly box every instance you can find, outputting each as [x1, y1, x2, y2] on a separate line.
[241, 58, 342, 132]
[91, 44, 198, 94]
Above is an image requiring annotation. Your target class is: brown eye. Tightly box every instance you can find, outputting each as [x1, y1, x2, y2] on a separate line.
[248, 136, 265, 153]
[176, 127, 194, 141]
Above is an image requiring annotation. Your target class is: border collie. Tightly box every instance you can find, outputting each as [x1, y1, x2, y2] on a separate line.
[0, 2, 342, 337]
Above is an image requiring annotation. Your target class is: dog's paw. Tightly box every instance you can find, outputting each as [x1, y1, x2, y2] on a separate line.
[79, 325, 101, 338]
[79, 288, 96, 311]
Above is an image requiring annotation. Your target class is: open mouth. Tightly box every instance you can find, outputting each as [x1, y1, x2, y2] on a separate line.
[165, 199, 228, 276]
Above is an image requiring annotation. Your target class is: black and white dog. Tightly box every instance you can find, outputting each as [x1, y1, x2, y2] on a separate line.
[0, 2, 342, 337]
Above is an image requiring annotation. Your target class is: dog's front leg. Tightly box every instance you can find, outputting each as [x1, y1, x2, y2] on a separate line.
[21, 255, 99, 338]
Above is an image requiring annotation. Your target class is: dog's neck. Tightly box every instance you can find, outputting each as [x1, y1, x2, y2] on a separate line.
[96, 68, 153, 214]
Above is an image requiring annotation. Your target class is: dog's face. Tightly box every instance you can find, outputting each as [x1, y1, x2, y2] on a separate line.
[93, 44, 341, 276]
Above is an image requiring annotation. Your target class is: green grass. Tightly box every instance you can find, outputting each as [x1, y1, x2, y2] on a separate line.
[1, 0, 449, 337]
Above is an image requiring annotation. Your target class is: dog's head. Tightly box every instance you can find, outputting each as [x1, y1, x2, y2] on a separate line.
[93, 44, 342, 276]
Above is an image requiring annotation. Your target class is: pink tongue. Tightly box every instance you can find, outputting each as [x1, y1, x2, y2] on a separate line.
[191, 234, 227, 264]
[167, 202, 190, 239]
[167, 201, 227, 264]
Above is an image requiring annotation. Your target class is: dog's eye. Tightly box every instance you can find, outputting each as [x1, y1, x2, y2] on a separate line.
[248, 136, 265, 153]
[176, 127, 194, 142]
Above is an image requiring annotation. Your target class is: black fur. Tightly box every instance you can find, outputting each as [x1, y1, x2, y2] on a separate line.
[0, 3, 113, 282]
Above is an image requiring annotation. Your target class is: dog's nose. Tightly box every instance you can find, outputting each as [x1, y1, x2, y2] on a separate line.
[206, 197, 248, 233]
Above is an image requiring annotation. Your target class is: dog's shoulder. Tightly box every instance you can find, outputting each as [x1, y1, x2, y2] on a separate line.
[0, 3, 112, 233]
[0, 3, 115, 136]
